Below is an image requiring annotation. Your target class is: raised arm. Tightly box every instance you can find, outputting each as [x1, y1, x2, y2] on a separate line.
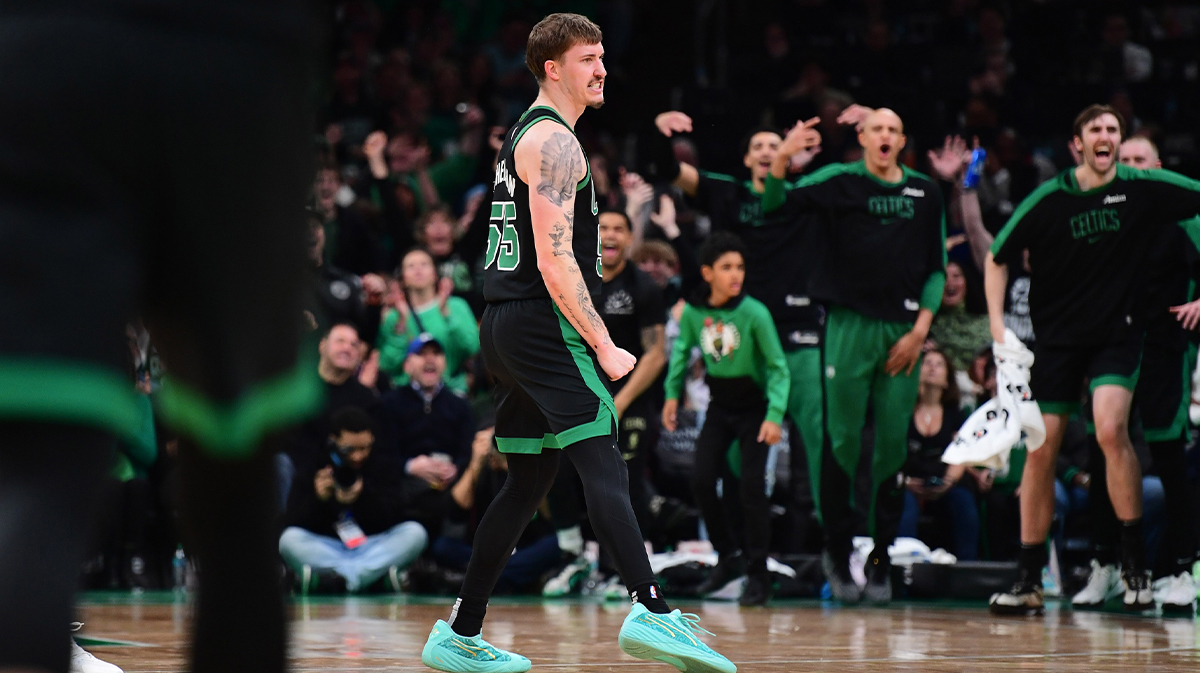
[984, 251, 1009, 342]
[928, 136, 993, 270]
[515, 121, 635, 380]
[652, 111, 701, 196]
[763, 118, 822, 214]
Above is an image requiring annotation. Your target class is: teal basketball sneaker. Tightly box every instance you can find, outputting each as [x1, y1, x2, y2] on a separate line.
[617, 603, 737, 673]
[421, 620, 531, 673]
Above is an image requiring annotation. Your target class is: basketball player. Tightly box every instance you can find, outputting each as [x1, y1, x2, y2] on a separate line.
[1066, 135, 1200, 613]
[986, 106, 1200, 615]
[419, 14, 734, 673]
[649, 112, 826, 592]
[765, 108, 948, 605]
[0, 3, 322, 673]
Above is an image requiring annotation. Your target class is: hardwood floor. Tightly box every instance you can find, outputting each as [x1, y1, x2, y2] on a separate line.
[74, 593, 1200, 672]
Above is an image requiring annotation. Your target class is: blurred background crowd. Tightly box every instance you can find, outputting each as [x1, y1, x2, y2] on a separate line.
[88, 0, 1200, 600]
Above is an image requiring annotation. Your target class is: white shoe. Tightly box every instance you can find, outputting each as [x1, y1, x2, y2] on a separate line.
[71, 640, 123, 673]
[1156, 572, 1198, 614]
[584, 574, 627, 601]
[1122, 569, 1154, 612]
[542, 555, 593, 597]
[1071, 561, 1124, 608]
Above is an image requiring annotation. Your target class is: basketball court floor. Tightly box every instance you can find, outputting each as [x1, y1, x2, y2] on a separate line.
[75, 592, 1200, 672]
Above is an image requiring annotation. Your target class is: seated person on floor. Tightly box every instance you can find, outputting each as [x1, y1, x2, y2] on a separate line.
[279, 406, 427, 593]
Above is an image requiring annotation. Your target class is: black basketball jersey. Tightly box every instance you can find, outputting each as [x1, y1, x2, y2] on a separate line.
[483, 105, 600, 303]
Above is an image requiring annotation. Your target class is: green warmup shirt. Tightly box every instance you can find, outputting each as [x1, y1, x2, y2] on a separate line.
[762, 160, 947, 323]
[378, 296, 480, 394]
[990, 165, 1200, 346]
[664, 293, 790, 425]
[690, 171, 824, 348]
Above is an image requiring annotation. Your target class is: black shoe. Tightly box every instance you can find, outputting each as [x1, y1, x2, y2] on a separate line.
[297, 565, 347, 595]
[989, 578, 1044, 615]
[695, 552, 746, 597]
[862, 553, 892, 605]
[1122, 568, 1154, 612]
[821, 551, 861, 604]
[739, 572, 771, 607]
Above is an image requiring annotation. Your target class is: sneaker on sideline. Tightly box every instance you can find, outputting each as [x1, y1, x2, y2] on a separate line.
[1071, 561, 1123, 609]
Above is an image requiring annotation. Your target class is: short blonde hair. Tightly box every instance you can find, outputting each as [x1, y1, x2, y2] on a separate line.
[525, 13, 603, 83]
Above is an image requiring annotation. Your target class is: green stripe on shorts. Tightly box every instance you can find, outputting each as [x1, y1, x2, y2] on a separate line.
[157, 353, 323, 459]
[496, 433, 561, 454]
[0, 358, 143, 440]
[1143, 344, 1195, 443]
[552, 304, 616, 446]
[1039, 400, 1081, 416]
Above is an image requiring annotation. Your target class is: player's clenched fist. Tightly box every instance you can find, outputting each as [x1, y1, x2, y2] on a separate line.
[597, 342, 637, 381]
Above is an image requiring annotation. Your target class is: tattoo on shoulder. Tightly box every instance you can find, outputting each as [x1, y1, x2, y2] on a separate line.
[537, 132, 582, 207]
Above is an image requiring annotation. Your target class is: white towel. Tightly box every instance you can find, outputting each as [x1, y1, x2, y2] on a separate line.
[943, 329, 1045, 469]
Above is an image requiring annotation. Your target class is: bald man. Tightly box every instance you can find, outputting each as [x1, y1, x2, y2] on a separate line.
[1068, 136, 1200, 613]
[764, 107, 948, 604]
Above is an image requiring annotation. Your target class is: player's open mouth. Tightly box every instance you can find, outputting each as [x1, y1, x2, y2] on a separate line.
[879, 143, 892, 158]
[588, 80, 603, 92]
[1094, 145, 1113, 159]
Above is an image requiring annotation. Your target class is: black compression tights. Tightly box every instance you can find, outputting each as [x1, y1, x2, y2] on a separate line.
[453, 435, 660, 636]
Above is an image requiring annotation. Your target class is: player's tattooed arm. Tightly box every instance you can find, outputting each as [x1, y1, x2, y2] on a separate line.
[537, 132, 583, 206]
[641, 325, 662, 353]
[573, 281, 606, 334]
[549, 212, 575, 259]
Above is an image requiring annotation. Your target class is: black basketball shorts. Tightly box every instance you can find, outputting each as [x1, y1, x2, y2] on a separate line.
[1135, 320, 1193, 442]
[1032, 331, 1143, 416]
[480, 298, 616, 454]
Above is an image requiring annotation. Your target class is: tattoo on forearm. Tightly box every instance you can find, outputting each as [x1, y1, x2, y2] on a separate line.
[550, 216, 574, 257]
[537, 132, 582, 206]
[575, 280, 606, 334]
[641, 326, 661, 352]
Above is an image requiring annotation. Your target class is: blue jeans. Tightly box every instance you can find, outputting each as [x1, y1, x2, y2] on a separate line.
[276, 453, 294, 514]
[431, 534, 562, 592]
[1054, 476, 1164, 567]
[898, 486, 979, 561]
[279, 521, 428, 592]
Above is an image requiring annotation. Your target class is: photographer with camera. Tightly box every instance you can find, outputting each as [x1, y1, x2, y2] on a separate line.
[279, 406, 427, 594]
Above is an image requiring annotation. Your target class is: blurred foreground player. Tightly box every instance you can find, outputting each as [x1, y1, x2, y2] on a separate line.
[0, 3, 322, 673]
[419, 13, 734, 673]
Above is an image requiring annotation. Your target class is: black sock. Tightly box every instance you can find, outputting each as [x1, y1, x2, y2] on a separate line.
[1018, 542, 1047, 582]
[448, 597, 488, 637]
[1120, 518, 1145, 573]
[630, 582, 670, 614]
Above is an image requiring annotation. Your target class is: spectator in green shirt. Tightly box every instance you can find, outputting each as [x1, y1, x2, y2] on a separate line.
[378, 248, 479, 395]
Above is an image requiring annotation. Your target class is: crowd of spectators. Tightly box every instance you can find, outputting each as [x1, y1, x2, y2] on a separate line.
[83, 0, 1200, 601]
